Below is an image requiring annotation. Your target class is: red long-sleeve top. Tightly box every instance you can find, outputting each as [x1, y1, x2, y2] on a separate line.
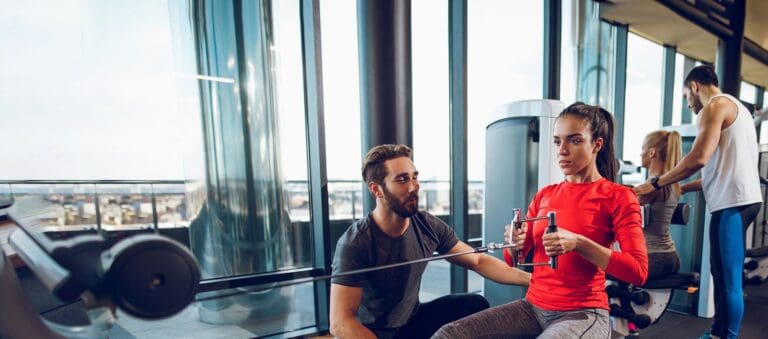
[504, 178, 648, 311]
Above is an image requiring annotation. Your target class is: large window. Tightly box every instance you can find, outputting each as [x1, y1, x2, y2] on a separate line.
[0, 1, 184, 180]
[3, 1, 318, 337]
[412, 0, 453, 300]
[560, 0, 578, 105]
[413, 0, 450, 216]
[622, 33, 664, 184]
[671, 53, 686, 126]
[466, 0, 543, 298]
[740, 81, 757, 104]
[764, 91, 768, 111]
[467, 0, 543, 193]
[320, 0, 364, 224]
[275, 0, 311, 223]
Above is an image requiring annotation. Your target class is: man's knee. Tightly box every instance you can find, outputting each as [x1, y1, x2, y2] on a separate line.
[462, 293, 490, 313]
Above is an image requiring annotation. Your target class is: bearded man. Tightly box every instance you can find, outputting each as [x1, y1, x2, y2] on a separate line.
[329, 144, 530, 339]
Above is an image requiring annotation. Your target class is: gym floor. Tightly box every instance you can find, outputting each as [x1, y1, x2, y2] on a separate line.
[639, 284, 768, 339]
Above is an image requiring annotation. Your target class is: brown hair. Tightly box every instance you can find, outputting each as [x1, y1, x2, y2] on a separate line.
[361, 144, 413, 184]
[559, 102, 618, 182]
[644, 130, 682, 198]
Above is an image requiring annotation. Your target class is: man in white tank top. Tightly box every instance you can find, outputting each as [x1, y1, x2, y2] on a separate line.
[635, 65, 762, 339]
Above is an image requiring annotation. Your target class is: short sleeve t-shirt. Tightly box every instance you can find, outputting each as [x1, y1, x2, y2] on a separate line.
[331, 211, 459, 329]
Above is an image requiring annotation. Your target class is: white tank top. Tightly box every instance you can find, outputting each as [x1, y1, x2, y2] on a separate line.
[701, 93, 762, 212]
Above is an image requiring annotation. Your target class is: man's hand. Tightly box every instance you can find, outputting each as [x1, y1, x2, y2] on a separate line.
[633, 182, 655, 197]
[542, 228, 581, 256]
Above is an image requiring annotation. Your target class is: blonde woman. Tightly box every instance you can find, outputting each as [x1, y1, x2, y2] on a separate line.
[639, 130, 683, 279]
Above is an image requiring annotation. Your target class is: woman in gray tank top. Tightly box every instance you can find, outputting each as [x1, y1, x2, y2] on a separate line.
[638, 130, 682, 279]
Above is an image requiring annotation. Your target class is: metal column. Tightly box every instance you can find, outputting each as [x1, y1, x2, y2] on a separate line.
[357, 0, 413, 214]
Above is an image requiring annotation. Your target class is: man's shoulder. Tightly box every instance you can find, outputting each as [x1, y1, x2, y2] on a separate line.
[337, 216, 375, 247]
[413, 211, 449, 229]
[704, 95, 739, 120]
[709, 95, 737, 109]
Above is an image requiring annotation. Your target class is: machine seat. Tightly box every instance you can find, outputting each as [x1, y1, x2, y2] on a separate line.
[746, 246, 768, 258]
[641, 272, 699, 289]
[670, 203, 689, 225]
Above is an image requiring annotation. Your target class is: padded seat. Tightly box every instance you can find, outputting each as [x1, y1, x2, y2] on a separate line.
[746, 246, 768, 258]
[642, 272, 699, 289]
[670, 203, 689, 225]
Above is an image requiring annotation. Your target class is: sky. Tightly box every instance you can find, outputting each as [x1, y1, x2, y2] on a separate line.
[1, 0, 673, 183]
[0, 0, 185, 180]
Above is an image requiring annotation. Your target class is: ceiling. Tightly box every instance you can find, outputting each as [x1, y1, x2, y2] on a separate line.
[599, 0, 768, 88]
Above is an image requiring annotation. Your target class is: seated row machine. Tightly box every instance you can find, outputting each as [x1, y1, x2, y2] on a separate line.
[608, 203, 700, 336]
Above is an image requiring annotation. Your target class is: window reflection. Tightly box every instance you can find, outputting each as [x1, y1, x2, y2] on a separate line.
[622, 33, 663, 184]
[116, 282, 316, 337]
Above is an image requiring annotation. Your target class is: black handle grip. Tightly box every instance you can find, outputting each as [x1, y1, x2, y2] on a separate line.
[545, 212, 558, 269]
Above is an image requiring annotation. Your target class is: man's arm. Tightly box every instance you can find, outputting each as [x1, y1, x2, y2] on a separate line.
[681, 179, 702, 193]
[635, 98, 732, 196]
[445, 241, 530, 285]
[329, 284, 376, 339]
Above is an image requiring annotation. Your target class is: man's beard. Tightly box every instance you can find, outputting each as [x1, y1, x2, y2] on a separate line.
[691, 97, 703, 115]
[381, 185, 419, 218]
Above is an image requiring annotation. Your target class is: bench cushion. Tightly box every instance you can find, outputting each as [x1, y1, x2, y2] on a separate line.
[746, 246, 768, 258]
[642, 272, 699, 289]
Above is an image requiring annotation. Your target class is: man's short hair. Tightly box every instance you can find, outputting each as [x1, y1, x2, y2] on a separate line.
[362, 144, 412, 184]
[684, 65, 719, 88]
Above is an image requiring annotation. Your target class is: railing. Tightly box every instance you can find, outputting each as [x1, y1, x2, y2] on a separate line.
[286, 179, 485, 221]
[0, 179, 486, 231]
[0, 180, 187, 232]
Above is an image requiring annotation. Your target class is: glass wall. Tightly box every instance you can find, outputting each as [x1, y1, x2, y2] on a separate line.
[740, 81, 757, 104]
[765, 91, 768, 111]
[466, 0, 543, 298]
[621, 32, 664, 184]
[671, 53, 686, 126]
[412, 0, 452, 300]
[274, 0, 311, 224]
[467, 0, 543, 199]
[575, 1, 616, 109]
[320, 0, 364, 227]
[560, 0, 578, 105]
[181, 0, 316, 336]
[0, 1, 184, 181]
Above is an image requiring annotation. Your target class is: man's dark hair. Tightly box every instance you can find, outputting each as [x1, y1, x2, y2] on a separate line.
[362, 144, 412, 184]
[684, 65, 719, 88]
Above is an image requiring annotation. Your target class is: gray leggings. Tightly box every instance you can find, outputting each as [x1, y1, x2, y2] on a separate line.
[431, 299, 609, 339]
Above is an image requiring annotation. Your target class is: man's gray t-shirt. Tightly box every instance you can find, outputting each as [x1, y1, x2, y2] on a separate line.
[331, 211, 459, 329]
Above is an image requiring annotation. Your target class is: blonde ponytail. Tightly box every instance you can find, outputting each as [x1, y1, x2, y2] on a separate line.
[644, 130, 683, 197]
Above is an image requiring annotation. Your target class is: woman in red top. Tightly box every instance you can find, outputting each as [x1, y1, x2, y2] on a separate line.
[433, 102, 648, 338]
